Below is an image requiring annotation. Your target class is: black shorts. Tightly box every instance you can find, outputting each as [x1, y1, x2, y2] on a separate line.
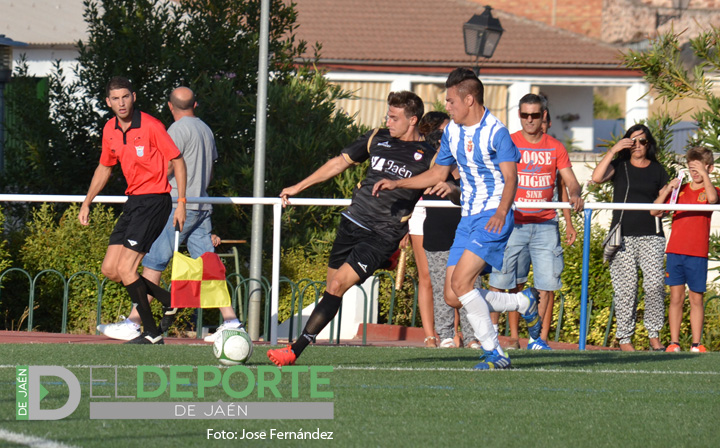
[328, 216, 399, 283]
[109, 194, 172, 253]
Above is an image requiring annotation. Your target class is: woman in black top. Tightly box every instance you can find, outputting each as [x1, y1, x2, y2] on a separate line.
[591, 124, 669, 351]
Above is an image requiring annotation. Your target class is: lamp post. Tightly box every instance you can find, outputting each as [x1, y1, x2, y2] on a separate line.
[656, 0, 690, 28]
[0, 34, 28, 174]
[463, 6, 504, 74]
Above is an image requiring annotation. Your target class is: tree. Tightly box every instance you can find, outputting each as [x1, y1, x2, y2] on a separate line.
[621, 26, 720, 152]
[3, 0, 364, 250]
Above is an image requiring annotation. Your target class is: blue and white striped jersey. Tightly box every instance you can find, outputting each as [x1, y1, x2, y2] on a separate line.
[435, 108, 520, 216]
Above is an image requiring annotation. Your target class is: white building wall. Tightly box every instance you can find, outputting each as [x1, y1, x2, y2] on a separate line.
[541, 85, 595, 151]
[12, 48, 79, 79]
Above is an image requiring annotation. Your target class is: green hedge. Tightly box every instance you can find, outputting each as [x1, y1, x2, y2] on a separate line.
[1, 204, 718, 351]
[2, 204, 193, 334]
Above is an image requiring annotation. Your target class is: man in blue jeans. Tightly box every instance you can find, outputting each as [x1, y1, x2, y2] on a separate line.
[98, 87, 242, 342]
[489, 93, 583, 350]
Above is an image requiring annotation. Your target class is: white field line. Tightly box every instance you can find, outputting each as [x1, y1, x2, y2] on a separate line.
[0, 429, 80, 448]
[1, 365, 718, 375]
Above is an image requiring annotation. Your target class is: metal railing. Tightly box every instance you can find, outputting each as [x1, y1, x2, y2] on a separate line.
[2, 194, 720, 349]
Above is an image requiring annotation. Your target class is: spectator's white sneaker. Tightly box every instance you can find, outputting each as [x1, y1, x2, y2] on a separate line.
[204, 322, 242, 342]
[97, 316, 141, 341]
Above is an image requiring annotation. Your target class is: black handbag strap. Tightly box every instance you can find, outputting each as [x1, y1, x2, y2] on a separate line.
[618, 162, 629, 224]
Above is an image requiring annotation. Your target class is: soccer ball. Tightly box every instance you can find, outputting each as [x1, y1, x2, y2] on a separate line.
[213, 328, 253, 365]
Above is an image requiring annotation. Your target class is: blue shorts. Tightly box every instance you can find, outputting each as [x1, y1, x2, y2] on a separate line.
[447, 210, 514, 271]
[489, 221, 563, 291]
[142, 209, 214, 271]
[665, 253, 708, 293]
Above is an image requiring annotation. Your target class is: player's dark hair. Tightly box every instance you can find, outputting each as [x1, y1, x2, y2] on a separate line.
[106, 76, 134, 97]
[519, 93, 543, 108]
[686, 146, 714, 166]
[418, 111, 450, 135]
[618, 124, 658, 162]
[445, 67, 484, 105]
[387, 91, 425, 123]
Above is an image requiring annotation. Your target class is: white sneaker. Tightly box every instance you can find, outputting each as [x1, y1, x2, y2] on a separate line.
[439, 338, 457, 348]
[204, 322, 242, 342]
[466, 341, 482, 350]
[97, 316, 141, 341]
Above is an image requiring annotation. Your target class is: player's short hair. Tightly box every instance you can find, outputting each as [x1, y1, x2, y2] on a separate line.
[418, 111, 450, 135]
[387, 91, 425, 123]
[519, 93, 543, 109]
[106, 76, 134, 97]
[686, 146, 714, 166]
[445, 67, 484, 105]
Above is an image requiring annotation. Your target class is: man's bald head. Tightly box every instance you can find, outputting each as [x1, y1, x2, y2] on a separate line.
[169, 86, 196, 111]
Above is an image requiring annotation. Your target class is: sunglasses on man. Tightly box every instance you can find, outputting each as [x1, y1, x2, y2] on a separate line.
[519, 112, 543, 120]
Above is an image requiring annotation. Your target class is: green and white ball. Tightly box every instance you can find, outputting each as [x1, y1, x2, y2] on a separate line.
[213, 328, 253, 365]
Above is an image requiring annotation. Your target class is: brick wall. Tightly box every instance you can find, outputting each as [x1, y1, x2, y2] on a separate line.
[472, 0, 720, 43]
[602, 0, 720, 44]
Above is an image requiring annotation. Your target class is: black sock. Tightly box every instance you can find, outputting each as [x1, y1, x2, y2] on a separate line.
[291, 291, 342, 357]
[691, 343, 699, 347]
[125, 278, 159, 336]
[140, 276, 171, 307]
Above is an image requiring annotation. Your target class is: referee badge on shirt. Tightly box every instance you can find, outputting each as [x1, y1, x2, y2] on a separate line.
[135, 146, 144, 157]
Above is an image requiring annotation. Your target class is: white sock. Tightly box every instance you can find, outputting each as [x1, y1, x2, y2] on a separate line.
[124, 318, 140, 329]
[477, 289, 525, 313]
[458, 289, 499, 352]
[516, 290, 533, 315]
[493, 324, 499, 333]
[223, 319, 242, 329]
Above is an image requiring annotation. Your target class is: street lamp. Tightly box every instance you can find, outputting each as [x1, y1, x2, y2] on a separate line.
[463, 5, 504, 73]
[656, 0, 690, 28]
[0, 34, 28, 173]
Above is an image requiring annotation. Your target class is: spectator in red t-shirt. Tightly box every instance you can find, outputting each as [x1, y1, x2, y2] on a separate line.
[489, 93, 583, 350]
[78, 76, 187, 345]
[651, 146, 718, 353]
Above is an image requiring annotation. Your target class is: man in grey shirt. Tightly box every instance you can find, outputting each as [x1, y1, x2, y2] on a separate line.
[97, 87, 243, 342]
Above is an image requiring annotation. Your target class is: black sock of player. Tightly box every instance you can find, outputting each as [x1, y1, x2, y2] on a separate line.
[291, 291, 342, 357]
[140, 276, 171, 307]
[125, 278, 160, 336]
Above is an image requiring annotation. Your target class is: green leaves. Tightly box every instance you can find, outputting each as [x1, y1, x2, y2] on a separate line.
[621, 26, 720, 153]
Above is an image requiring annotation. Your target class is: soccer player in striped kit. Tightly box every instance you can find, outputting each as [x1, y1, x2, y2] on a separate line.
[373, 68, 541, 370]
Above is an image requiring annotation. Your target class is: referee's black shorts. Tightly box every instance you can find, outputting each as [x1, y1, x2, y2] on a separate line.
[328, 216, 399, 283]
[109, 194, 172, 253]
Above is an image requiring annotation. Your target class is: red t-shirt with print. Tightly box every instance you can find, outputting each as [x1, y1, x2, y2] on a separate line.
[665, 183, 720, 258]
[511, 132, 572, 224]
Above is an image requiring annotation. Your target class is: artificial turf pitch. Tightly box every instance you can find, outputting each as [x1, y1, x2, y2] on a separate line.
[1, 344, 719, 447]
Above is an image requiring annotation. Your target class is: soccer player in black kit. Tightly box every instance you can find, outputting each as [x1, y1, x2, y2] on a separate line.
[268, 91, 439, 366]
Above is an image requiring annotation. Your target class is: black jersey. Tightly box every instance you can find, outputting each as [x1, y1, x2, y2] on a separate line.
[341, 128, 436, 242]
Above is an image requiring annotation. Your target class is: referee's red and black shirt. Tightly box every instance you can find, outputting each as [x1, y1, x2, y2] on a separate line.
[100, 110, 181, 196]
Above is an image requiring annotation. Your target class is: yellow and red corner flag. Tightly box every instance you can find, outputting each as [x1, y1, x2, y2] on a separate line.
[171, 252, 231, 308]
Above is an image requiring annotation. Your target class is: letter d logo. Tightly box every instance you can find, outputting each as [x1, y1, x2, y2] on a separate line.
[27, 366, 81, 420]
